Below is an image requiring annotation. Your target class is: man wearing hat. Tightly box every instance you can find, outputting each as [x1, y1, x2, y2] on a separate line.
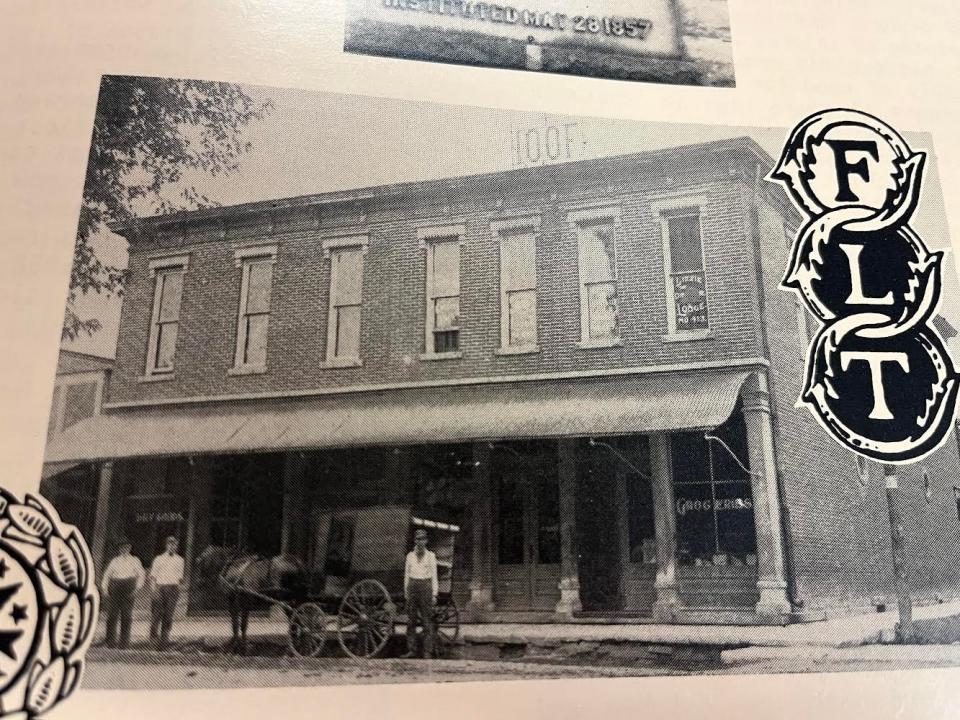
[148, 535, 185, 649]
[100, 538, 145, 649]
[401, 528, 438, 658]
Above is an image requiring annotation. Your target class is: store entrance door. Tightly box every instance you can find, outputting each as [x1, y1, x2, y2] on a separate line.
[493, 443, 560, 612]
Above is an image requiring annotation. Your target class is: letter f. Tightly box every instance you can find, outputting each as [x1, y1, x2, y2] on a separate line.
[824, 139, 880, 203]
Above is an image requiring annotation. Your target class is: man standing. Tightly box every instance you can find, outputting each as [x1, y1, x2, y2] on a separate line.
[401, 528, 437, 659]
[149, 535, 184, 649]
[100, 538, 145, 649]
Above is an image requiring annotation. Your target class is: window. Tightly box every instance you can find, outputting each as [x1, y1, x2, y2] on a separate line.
[419, 225, 464, 358]
[666, 211, 709, 332]
[323, 235, 367, 366]
[145, 256, 188, 376]
[671, 407, 757, 567]
[232, 246, 277, 373]
[651, 196, 710, 338]
[493, 216, 540, 352]
[570, 207, 621, 346]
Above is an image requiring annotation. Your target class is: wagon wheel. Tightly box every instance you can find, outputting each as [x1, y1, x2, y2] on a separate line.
[287, 602, 328, 658]
[433, 598, 460, 649]
[337, 579, 396, 659]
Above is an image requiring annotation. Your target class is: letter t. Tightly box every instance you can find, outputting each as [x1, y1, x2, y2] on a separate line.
[840, 351, 909, 420]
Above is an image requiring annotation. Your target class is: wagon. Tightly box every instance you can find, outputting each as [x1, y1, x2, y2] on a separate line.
[283, 504, 461, 659]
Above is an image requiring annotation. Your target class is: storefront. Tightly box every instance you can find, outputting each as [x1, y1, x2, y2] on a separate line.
[47, 366, 788, 623]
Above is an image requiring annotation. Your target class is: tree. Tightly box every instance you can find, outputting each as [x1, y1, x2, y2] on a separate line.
[65, 75, 272, 340]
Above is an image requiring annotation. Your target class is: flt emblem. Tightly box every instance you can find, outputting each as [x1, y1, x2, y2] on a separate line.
[769, 108, 959, 463]
[0, 489, 98, 718]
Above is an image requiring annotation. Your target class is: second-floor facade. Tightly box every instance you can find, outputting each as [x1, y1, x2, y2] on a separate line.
[106, 137, 799, 407]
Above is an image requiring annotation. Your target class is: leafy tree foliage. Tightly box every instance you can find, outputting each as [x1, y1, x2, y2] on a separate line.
[66, 75, 272, 340]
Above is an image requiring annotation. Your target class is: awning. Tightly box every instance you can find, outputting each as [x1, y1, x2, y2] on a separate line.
[40, 461, 84, 481]
[44, 370, 752, 463]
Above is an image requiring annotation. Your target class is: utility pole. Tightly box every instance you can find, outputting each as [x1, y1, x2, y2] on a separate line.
[884, 463, 913, 642]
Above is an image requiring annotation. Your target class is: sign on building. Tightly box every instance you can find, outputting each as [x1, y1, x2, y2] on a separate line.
[509, 117, 588, 168]
[346, 0, 685, 59]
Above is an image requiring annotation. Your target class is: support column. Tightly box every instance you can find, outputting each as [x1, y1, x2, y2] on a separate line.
[466, 442, 494, 618]
[650, 433, 680, 621]
[90, 461, 114, 578]
[742, 372, 792, 617]
[555, 438, 581, 617]
[280, 453, 309, 557]
[613, 458, 631, 611]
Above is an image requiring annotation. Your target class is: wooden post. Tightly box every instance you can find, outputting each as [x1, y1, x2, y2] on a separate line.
[650, 433, 680, 621]
[884, 463, 914, 642]
[741, 372, 791, 618]
[183, 459, 198, 590]
[90, 461, 114, 578]
[555, 438, 581, 617]
[613, 457, 631, 611]
[466, 442, 494, 618]
[281, 453, 309, 557]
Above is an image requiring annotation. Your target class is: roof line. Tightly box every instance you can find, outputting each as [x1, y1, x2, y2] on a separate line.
[107, 136, 775, 236]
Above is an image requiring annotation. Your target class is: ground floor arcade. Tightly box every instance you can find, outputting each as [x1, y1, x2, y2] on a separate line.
[45, 370, 793, 624]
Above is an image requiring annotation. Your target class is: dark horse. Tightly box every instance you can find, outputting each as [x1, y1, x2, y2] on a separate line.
[194, 545, 308, 654]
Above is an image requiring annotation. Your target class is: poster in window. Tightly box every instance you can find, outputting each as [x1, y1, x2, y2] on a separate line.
[673, 270, 709, 331]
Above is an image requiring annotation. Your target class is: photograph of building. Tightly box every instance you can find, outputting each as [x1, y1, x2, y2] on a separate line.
[344, 0, 735, 87]
[35, 79, 960, 684]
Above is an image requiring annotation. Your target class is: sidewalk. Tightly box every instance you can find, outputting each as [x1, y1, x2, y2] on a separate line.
[93, 599, 960, 651]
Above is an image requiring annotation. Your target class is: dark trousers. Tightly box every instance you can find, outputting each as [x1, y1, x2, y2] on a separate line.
[406, 579, 435, 657]
[105, 578, 137, 649]
[150, 585, 180, 646]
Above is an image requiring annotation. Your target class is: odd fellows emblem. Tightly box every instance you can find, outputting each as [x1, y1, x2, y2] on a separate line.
[769, 109, 959, 463]
[0, 489, 97, 718]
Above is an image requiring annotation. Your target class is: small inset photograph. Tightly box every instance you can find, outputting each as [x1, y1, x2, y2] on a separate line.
[344, 0, 735, 87]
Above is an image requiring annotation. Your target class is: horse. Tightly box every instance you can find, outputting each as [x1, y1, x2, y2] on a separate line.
[194, 545, 309, 655]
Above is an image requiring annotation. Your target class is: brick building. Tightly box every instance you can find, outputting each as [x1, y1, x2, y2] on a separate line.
[40, 349, 112, 543]
[44, 137, 960, 624]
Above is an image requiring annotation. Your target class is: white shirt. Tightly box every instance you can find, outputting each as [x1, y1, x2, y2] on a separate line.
[101, 554, 145, 593]
[404, 549, 438, 597]
[150, 552, 185, 586]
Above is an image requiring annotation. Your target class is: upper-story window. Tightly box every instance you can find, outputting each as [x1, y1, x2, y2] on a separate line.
[231, 245, 277, 374]
[145, 255, 189, 377]
[651, 196, 710, 339]
[493, 216, 540, 353]
[569, 206, 621, 348]
[418, 224, 465, 359]
[322, 234, 368, 367]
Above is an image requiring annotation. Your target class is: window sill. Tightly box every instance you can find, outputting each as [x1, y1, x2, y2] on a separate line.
[576, 338, 623, 350]
[662, 330, 713, 343]
[419, 351, 463, 361]
[320, 357, 363, 369]
[228, 365, 267, 376]
[138, 372, 174, 383]
[494, 345, 540, 356]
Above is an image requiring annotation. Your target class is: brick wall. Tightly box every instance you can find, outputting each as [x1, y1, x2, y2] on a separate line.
[108, 143, 767, 405]
[755, 199, 960, 615]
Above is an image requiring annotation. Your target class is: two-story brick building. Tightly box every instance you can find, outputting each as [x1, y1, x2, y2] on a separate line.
[44, 137, 960, 624]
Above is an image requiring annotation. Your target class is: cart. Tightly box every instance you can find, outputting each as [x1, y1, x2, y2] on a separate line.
[229, 504, 462, 660]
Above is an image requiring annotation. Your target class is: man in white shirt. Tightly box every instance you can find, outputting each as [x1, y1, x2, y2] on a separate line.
[401, 528, 438, 658]
[100, 538, 145, 649]
[149, 535, 185, 649]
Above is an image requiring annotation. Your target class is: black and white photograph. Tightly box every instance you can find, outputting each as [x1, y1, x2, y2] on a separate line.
[344, 0, 735, 87]
[35, 76, 960, 692]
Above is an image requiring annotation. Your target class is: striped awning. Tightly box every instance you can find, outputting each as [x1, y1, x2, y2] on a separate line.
[43, 370, 753, 463]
